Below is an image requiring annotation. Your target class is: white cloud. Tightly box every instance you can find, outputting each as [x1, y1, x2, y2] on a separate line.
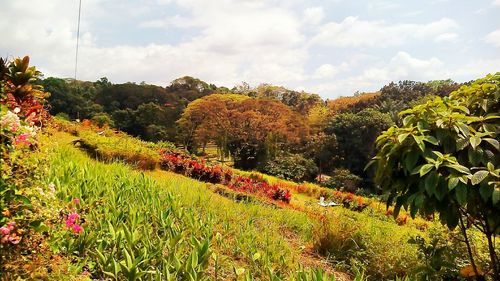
[0, 0, 308, 87]
[485, 29, 500, 47]
[434, 32, 458, 43]
[493, 0, 500, 6]
[313, 62, 349, 79]
[310, 52, 446, 97]
[312, 17, 458, 47]
[303, 7, 325, 25]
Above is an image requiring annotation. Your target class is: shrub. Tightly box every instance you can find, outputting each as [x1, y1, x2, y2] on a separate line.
[371, 73, 500, 278]
[261, 153, 318, 182]
[91, 112, 114, 128]
[324, 168, 362, 192]
[160, 152, 292, 203]
[54, 112, 70, 121]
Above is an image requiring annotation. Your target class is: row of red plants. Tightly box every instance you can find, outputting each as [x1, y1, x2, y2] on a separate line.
[160, 152, 291, 203]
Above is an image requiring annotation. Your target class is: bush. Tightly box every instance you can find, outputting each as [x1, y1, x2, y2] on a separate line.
[261, 154, 318, 182]
[55, 112, 70, 121]
[91, 112, 114, 128]
[160, 152, 292, 203]
[324, 168, 362, 192]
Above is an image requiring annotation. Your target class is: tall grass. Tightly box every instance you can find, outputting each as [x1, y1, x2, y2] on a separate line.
[46, 139, 348, 280]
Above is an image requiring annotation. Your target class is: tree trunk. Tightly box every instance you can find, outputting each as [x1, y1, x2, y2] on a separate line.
[485, 231, 499, 280]
[459, 214, 480, 278]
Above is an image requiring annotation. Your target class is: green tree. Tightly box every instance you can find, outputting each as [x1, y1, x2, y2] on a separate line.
[91, 112, 114, 128]
[325, 108, 393, 177]
[371, 73, 500, 279]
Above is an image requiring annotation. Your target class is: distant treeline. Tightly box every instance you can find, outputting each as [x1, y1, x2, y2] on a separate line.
[38, 76, 462, 192]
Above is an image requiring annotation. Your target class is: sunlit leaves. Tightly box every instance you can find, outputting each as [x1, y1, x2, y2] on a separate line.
[372, 72, 500, 236]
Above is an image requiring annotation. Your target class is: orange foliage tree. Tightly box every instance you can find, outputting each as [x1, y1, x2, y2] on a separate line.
[327, 92, 379, 114]
[177, 94, 309, 169]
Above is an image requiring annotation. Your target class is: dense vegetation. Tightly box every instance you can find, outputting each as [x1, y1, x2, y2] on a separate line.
[1, 56, 498, 280]
[38, 71, 461, 193]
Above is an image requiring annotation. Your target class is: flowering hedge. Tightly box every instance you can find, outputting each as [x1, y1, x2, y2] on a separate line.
[1, 57, 49, 251]
[160, 152, 291, 203]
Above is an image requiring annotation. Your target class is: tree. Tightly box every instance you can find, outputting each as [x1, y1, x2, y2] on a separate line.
[261, 153, 318, 182]
[91, 112, 114, 128]
[177, 94, 308, 169]
[371, 73, 500, 279]
[325, 108, 393, 177]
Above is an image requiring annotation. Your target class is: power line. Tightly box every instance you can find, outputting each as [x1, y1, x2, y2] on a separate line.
[74, 0, 82, 81]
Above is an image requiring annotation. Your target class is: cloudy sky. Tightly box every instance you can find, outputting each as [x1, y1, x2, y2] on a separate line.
[1, 0, 499, 98]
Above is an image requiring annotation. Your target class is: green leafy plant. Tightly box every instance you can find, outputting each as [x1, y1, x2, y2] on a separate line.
[371, 73, 500, 278]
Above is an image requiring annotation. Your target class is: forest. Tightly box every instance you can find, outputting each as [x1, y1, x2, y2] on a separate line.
[1, 56, 499, 281]
[39, 74, 461, 193]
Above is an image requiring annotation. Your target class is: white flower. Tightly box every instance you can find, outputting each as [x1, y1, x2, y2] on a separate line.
[13, 108, 21, 113]
[48, 183, 56, 194]
[0, 111, 21, 132]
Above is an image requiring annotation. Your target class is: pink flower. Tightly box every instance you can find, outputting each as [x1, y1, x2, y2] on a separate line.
[0, 226, 10, 235]
[14, 133, 31, 146]
[8, 235, 21, 244]
[67, 212, 80, 222]
[73, 198, 80, 205]
[72, 224, 83, 234]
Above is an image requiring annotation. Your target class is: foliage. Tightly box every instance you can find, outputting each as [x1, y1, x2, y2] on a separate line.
[327, 92, 379, 114]
[160, 152, 292, 203]
[73, 125, 162, 170]
[0, 56, 50, 276]
[177, 94, 309, 169]
[312, 209, 422, 279]
[325, 108, 393, 178]
[324, 169, 362, 193]
[91, 112, 114, 128]
[372, 73, 500, 278]
[261, 153, 318, 182]
[44, 134, 347, 280]
[253, 84, 324, 115]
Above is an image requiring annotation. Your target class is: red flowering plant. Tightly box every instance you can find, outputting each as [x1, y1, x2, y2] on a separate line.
[160, 152, 291, 203]
[228, 176, 291, 203]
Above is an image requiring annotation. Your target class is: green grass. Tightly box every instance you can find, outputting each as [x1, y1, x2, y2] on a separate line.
[42, 130, 446, 280]
[45, 133, 345, 280]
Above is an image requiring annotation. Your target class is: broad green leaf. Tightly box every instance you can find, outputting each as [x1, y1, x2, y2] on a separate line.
[444, 164, 470, 174]
[413, 135, 425, 152]
[470, 136, 481, 149]
[455, 183, 467, 205]
[479, 184, 493, 202]
[484, 138, 500, 151]
[448, 177, 459, 190]
[423, 136, 439, 145]
[419, 164, 434, 177]
[493, 188, 500, 205]
[456, 138, 469, 151]
[425, 171, 439, 196]
[471, 170, 489, 185]
[398, 133, 410, 143]
[404, 151, 419, 171]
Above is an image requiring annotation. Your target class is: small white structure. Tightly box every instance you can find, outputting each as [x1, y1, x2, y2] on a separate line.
[318, 196, 340, 207]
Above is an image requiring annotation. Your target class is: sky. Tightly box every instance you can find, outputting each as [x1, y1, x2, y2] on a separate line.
[1, 0, 499, 99]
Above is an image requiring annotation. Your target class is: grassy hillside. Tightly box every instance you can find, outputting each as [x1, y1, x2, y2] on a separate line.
[34, 124, 468, 280]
